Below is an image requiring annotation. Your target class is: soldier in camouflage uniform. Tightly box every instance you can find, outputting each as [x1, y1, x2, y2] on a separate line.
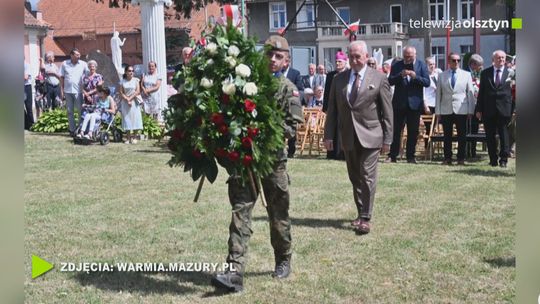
[211, 35, 303, 293]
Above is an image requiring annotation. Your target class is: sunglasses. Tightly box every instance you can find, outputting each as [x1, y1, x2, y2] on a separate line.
[127, 70, 134, 72]
[367, 62, 376, 66]
[450, 59, 461, 63]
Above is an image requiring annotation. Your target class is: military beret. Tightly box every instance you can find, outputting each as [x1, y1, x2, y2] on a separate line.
[264, 35, 290, 52]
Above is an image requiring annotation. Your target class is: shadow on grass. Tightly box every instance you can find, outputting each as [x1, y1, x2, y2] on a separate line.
[74, 269, 274, 296]
[451, 168, 515, 177]
[134, 149, 170, 154]
[484, 256, 515, 268]
[74, 271, 209, 295]
[253, 216, 350, 230]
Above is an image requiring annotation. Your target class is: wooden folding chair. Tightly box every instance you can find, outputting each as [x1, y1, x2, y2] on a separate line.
[297, 108, 320, 155]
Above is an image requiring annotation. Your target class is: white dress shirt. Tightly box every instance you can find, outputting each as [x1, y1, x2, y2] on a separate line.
[347, 66, 367, 100]
[60, 59, 88, 94]
[493, 66, 505, 84]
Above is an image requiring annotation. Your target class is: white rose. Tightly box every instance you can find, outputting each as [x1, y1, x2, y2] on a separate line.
[206, 43, 218, 55]
[243, 82, 258, 96]
[206, 59, 214, 65]
[228, 45, 241, 57]
[200, 77, 213, 89]
[222, 82, 236, 95]
[225, 56, 237, 68]
[235, 64, 251, 78]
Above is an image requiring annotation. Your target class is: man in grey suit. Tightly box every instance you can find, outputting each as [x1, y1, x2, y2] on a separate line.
[435, 52, 475, 165]
[324, 40, 393, 235]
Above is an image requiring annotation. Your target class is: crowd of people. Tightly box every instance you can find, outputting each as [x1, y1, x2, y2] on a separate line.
[277, 45, 516, 167]
[24, 43, 516, 164]
[24, 48, 168, 144]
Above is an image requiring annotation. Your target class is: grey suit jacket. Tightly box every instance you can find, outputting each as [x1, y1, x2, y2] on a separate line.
[435, 68, 475, 115]
[324, 67, 393, 150]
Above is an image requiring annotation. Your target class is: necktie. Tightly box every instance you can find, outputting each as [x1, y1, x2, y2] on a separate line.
[495, 69, 501, 86]
[451, 70, 456, 89]
[350, 72, 360, 103]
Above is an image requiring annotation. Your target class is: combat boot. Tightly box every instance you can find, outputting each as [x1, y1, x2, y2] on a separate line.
[211, 271, 244, 292]
[272, 259, 291, 279]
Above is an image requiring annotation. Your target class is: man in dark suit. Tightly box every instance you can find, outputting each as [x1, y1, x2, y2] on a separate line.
[301, 63, 316, 89]
[324, 40, 393, 235]
[322, 51, 348, 160]
[386, 46, 430, 163]
[475, 50, 513, 168]
[283, 62, 304, 92]
[283, 61, 304, 158]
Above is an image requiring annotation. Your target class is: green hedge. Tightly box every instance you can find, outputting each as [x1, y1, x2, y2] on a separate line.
[31, 109, 164, 139]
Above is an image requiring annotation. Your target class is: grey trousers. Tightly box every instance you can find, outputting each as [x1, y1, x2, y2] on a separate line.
[65, 93, 82, 133]
[343, 136, 380, 220]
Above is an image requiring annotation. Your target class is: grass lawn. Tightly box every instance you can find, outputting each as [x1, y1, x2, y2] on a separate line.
[24, 133, 515, 303]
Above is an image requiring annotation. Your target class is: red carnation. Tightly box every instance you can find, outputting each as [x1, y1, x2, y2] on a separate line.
[218, 124, 229, 134]
[199, 37, 207, 46]
[241, 136, 252, 148]
[244, 99, 256, 112]
[211, 113, 225, 125]
[221, 94, 230, 104]
[247, 127, 259, 138]
[172, 128, 184, 140]
[215, 148, 227, 158]
[192, 149, 203, 159]
[228, 151, 240, 162]
[242, 155, 253, 166]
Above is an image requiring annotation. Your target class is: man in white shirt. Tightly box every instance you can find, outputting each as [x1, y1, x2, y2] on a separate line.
[423, 57, 442, 114]
[40, 51, 62, 110]
[60, 48, 88, 136]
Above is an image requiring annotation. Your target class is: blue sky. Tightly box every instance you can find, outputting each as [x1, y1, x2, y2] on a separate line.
[29, 0, 39, 10]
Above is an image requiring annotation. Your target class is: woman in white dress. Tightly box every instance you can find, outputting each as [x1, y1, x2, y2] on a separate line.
[140, 61, 162, 120]
[119, 65, 143, 144]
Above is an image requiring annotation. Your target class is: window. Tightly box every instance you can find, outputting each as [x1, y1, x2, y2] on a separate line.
[458, 0, 473, 20]
[390, 5, 402, 23]
[297, 1, 314, 29]
[460, 45, 473, 55]
[269, 2, 287, 31]
[429, 0, 446, 21]
[336, 7, 350, 25]
[431, 46, 446, 69]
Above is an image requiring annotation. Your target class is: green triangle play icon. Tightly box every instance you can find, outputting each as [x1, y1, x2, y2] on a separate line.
[32, 255, 54, 279]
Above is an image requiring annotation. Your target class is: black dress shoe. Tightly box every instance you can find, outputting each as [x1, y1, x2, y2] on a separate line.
[442, 159, 452, 165]
[272, 260, 291, 279]
[499, 161, 508, 168]
[211, 271, 244, 292]
[407, 158, 417, 164]
[384, 157, 396, 163]
[489, 161, 498, 167]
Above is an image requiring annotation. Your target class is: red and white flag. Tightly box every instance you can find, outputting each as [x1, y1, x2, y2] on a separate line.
[343, 21, 360, 36]
[220, 4, 242, 27]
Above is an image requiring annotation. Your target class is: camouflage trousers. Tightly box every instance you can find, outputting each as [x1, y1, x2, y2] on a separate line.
[226, 160, 292, 274]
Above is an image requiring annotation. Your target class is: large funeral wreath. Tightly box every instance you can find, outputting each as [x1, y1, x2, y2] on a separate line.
[165, 24, 286, 190]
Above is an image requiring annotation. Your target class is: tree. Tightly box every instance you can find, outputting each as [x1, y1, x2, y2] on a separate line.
[95, 0, 234, 19]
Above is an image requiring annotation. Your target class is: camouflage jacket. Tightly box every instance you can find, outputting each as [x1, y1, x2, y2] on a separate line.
[275, 76, 303, 160]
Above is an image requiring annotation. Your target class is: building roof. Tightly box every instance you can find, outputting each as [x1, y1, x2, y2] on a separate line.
[43, 35, 67, 56]
[24, 7, 50, 29]
[38, 0, 220, 38]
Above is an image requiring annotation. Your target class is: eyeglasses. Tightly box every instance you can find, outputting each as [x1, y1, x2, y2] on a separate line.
[450, 59, 461, 63]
